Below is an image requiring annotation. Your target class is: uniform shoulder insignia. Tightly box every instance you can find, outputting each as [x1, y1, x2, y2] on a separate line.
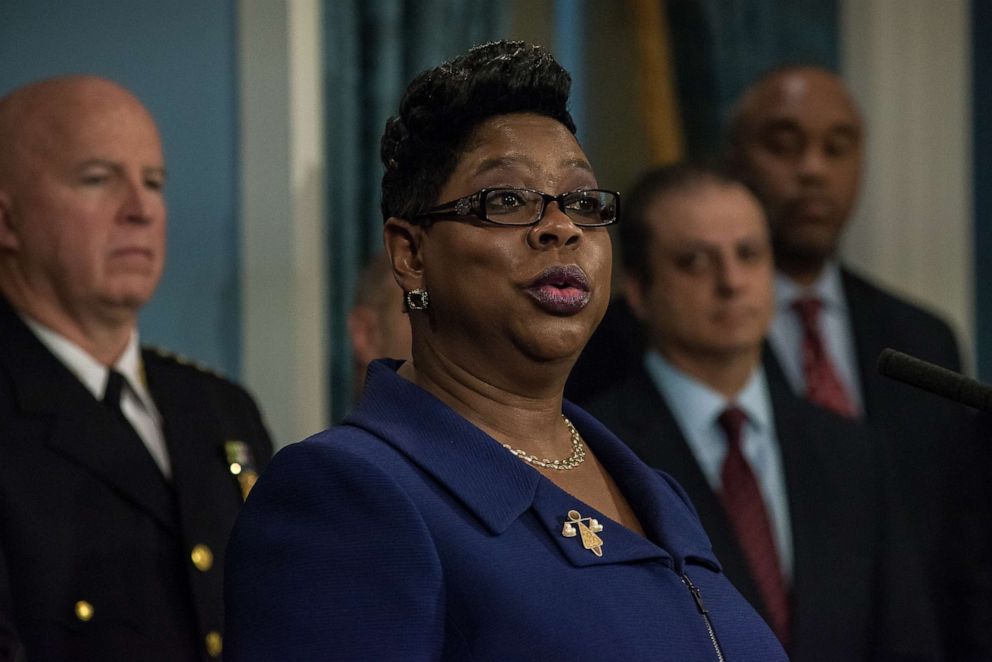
[144, 345, 228, 379]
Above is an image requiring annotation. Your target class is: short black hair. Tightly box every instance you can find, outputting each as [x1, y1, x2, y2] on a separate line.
[380, 40, 575, 222]
[620, 162, 744, 285]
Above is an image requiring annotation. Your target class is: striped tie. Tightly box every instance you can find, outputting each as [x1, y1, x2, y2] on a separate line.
[718, 407, 791, 646]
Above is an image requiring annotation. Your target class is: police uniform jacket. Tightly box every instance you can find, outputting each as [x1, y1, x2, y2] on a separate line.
[0, 295, 273, 661]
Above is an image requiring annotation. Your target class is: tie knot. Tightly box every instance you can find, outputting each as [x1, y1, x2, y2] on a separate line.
[792, 297, 823, 329]
[103, 369, 126, 409]
[717, 406, 748, 446]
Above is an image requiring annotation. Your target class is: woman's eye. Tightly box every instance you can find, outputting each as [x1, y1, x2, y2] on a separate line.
[569, 197, 599, 213]
[488, 190, 528, 211]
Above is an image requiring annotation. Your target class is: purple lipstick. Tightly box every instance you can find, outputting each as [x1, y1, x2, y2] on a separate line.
[525, 265, 591, 315]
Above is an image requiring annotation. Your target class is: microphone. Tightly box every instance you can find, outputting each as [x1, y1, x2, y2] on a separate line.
[877, 348, 992, 412]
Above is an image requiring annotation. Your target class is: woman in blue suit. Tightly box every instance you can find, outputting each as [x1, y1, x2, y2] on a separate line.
[225, 41, 786, 661]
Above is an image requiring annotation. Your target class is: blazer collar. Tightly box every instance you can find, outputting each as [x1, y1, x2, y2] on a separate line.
[344, 360, 541, 535]
[345, 360, 720, 572]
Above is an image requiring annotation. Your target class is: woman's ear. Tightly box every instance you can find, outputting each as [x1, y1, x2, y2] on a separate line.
[383, 217, 427, 294]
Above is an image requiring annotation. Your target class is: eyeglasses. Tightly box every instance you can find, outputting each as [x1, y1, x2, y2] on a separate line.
[412, 187, 621, 227]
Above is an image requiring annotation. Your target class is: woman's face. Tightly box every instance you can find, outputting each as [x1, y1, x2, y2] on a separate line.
[414, 113, 612, 370]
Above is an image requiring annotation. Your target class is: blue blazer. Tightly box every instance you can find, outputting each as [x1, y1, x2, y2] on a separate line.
[225, 360, 786, 661]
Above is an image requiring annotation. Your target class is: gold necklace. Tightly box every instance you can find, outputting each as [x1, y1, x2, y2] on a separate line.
[501, 415, 586, 470]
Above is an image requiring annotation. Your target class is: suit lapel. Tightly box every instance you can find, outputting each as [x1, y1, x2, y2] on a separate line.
[841, 268, 885, 416]
[0, 298, 176, 531]
[767, 366, 876, 653]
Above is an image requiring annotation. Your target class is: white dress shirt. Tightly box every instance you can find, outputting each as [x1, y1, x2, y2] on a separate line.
[644, 350, 794, 580]
[22, 317, 172, 478]
[767, 262, 864, 416]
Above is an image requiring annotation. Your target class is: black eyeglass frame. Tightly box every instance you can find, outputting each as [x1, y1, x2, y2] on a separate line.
[411, 187, 621, 227]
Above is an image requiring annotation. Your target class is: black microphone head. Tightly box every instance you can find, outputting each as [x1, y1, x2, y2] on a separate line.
[877, 348, 992, 412]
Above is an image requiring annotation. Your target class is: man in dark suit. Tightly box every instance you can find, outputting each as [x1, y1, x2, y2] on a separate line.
[584, 164, 941, 659]
[0, 76, 272, 661]
[726, 65, 989, 658]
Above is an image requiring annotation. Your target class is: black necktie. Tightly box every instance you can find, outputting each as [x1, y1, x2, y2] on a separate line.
[103, 369, 125, 409]
[103, 369, 138, 433]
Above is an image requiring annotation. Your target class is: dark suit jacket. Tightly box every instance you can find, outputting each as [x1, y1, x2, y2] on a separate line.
[837, 268, 988, 659]
[0, 296, 273, 661]
[584, 360, 943, 661]
[571, 268, 991, 657]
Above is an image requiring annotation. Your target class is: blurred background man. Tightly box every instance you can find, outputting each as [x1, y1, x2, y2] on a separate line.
[585, 164, 940, 659]
[0, 76, 272, 661]
[727, 65, 990, 657]
[346, 251, 411, 404]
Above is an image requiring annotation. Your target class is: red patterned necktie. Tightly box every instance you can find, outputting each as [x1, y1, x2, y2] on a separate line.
[792, 298, 857, 418]
[718, 407, 791, 646]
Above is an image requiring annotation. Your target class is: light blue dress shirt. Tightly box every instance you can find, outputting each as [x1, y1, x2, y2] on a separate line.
[767, 262, 864, 416]
[644, 351, 794, 580]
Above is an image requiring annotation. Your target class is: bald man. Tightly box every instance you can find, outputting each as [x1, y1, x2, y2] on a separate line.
[729, 66, 989, 659]
[0, 76, 272, 661]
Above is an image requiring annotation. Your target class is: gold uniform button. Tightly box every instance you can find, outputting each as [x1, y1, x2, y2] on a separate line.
[74, 600, 94, 622]
[205, 631, 223, 658]
[191, 544, 214, 572]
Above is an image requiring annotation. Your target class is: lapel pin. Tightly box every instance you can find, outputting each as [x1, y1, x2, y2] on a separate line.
[561, 509, 604, 557]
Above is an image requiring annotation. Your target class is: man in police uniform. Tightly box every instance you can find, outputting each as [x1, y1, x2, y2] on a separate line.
[0, 76, 272, 661]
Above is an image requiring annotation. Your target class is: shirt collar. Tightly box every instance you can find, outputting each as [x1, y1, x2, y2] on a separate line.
[774, 261, 847, 313]
[20, 316, 154, 412]
[644, 350, 771, 431]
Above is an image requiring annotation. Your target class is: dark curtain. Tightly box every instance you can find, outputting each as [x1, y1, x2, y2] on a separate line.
[666, 0, 839, 160]
[324, 0, 506, 421]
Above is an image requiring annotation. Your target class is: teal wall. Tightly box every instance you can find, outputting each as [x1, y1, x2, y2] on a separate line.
[0, 0, 241, 377]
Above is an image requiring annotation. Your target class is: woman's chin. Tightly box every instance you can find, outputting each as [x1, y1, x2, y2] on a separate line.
[514, 325, 591, 366]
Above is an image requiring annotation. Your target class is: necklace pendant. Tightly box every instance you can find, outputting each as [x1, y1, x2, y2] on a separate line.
[562, 509, 604, 557]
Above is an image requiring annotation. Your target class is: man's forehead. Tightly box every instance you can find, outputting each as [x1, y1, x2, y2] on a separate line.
[15, 98, 160, 177]
[3, 77, 158, 143]
[648, 185, 767, 239]
[745, 69, 861, 130]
